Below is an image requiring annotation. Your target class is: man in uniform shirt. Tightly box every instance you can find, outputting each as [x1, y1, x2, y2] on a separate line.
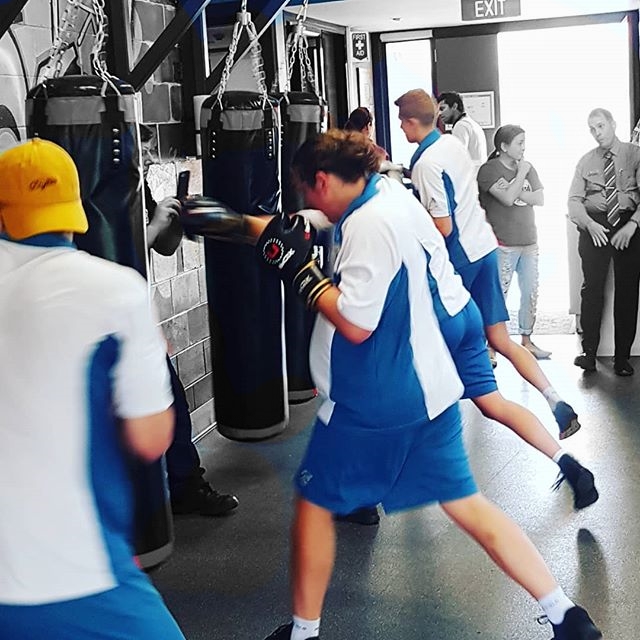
[569, 108, 640, 376]
[437, 91, 487, 174]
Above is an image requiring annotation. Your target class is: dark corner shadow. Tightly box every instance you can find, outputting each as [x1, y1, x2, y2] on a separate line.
[576, 528, 610, 629]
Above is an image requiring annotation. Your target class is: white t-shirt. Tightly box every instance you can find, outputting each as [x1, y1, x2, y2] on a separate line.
[411, 131, 497, 270]
[452, 114, 487, 174]
[310, 175, 464, 429]
[0, 238, 172, 605]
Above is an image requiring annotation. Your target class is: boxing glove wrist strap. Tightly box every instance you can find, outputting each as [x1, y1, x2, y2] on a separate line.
[293, 260, 332, 308]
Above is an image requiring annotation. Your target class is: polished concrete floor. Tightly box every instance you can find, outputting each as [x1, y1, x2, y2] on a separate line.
[151, 335, 639, 639]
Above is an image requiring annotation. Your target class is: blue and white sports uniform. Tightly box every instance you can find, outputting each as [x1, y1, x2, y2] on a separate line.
[393, 179, 497, 400]
[0, 235, 183, 640]
[296, 175, 478, 514]
[411, 130, 508, 327]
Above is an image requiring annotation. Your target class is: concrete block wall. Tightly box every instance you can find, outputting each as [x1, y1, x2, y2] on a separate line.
[136, 0, 215, 435]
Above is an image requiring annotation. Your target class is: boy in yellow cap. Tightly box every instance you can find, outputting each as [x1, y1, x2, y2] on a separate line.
[0, 139, 186, 639]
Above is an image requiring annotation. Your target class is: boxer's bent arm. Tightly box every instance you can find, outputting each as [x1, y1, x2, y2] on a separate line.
[315, 287, 372, 345]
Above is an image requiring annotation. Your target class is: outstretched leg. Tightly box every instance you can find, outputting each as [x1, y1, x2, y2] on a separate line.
[441, 494, 602, 638]
[473, 391, 559, 459]
[485, 322, 580, 440]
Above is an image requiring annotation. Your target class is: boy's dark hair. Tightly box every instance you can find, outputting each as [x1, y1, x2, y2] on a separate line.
[292, 129, 380, 187]
[437, 91, 464, 112]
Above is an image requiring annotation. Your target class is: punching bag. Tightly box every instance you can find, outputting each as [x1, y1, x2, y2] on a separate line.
[26, 75, 146, 275]
[26, 75, 172, 569]
[280, 92, 329, 403]
[200, 90, 287, 441]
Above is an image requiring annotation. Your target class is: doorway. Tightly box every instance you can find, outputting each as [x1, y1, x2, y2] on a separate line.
[497, 19, 632, 334]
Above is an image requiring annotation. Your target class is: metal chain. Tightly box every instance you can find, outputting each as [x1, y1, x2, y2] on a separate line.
[216, 1, 269, 106]
[90, 0, 120, 93]
[300, 35, 316, 92]
[216, 20, 242, 105]
[247, 20, 268, 97]
[284, 0, 316, 95]
[43, 0, 92, 79]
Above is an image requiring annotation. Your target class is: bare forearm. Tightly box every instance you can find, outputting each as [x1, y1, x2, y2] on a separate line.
[517, 190, 544, 206]
[314, 287, 372, 344]
[567, 200, 592, 228]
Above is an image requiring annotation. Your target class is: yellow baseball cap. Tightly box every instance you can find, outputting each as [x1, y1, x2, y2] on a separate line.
[0, 138, 88, 240]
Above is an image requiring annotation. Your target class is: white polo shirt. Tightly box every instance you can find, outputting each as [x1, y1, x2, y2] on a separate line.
[410, 130, 497, 271]
[452, 114, 487, 174]
[0, 236, 172, 605]
[310, 175, 464, 429]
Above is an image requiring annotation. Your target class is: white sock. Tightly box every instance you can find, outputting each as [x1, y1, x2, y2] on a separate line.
[552, 449, 568, 465]
[539, 587, 575, 625]
[291, 615, 321, 640]
[542, 386, 561, 411]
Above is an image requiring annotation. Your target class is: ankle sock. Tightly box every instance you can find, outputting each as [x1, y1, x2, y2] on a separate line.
[539, 586, 574, 625]
[291, 615, 320, 640]
[542, 386, 561, 411]
[552, 449, 568, 465]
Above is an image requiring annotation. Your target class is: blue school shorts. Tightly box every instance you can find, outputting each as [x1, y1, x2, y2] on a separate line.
[457, 250, 509, 327]
[440, 300, 498, 399]
[0, 565, 185, 640]
[295, 404, 478, 514]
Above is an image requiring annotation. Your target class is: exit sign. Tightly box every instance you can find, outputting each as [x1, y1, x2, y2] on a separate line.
[461, 0, 521, 21]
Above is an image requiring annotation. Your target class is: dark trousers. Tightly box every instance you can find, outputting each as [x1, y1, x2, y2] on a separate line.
[578, 228, 640, 359]
[165, 356, 201, 497]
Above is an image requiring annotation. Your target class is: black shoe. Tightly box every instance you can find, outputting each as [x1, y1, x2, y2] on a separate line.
[171, 480, 239, 516]
[614, 358, 634, 376]
[553, 401, 581, 440]
[335, 506, 380, 526]
[574, 353, 596, 372]
[538, 605, 602, 639]
[554, 455, 599, 510]
[264, 622, 319, 640]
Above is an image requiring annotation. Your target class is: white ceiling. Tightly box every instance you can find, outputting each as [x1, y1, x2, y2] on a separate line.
[288, 0, 640, 34]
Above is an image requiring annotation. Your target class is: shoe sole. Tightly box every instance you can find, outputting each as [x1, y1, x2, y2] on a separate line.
[559, 417, 581, 440]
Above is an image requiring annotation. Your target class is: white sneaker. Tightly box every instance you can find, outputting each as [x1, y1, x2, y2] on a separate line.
[523, 342, 552, 360]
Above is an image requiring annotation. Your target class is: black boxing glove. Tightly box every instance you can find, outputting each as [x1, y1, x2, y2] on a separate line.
[257, 214, 332, 308]
[179, 196, 256, 243]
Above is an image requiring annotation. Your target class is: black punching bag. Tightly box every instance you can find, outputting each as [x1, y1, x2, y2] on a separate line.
[26, 75, 146, 275]
[200, 91, 287, 440]
[26, 75, 172, 569]
[280, 92, 329, 403]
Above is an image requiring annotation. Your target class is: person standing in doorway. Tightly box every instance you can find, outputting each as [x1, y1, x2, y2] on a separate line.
[395, 88, 581, 440]
[477, 124, 552, 360]
[437, 91, 487, 174]
[569, 108, 640, 376]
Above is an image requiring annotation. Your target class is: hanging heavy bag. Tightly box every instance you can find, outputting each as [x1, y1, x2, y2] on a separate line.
[199, 90, 287, 441]
[279, 91, 330, 403]
[26, 75, 145, 275]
